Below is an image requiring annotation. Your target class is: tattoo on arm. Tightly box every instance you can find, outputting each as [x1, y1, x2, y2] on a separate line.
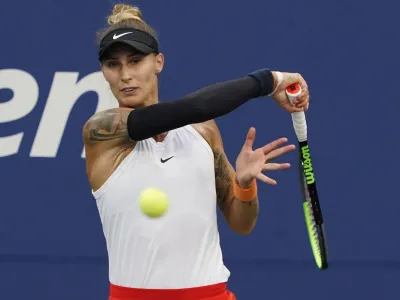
[214, 148, 235, 212]
[214, 148, 256, 213]
[85, 110, 131, 144]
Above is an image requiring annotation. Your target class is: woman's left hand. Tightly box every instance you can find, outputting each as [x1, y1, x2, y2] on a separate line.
[235, 127, 296, 187]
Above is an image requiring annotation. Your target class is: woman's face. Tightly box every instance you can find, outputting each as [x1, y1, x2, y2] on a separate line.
[101, 43, 164, 108]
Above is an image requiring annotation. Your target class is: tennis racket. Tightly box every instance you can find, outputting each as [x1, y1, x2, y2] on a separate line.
[286, 84, 328, 270]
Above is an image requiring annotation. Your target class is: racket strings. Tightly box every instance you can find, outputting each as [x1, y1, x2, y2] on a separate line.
[304, 201, 322, 267]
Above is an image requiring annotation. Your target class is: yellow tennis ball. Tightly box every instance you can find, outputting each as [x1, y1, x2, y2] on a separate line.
[139, 187, 169, 218]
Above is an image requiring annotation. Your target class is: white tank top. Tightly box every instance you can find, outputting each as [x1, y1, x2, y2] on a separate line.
[92, 125, 230, 289]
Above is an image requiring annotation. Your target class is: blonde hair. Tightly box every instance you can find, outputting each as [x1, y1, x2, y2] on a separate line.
[97, 3, 158, 43]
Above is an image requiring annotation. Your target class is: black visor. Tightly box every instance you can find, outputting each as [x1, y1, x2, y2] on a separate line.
[98, 28, 159, 60]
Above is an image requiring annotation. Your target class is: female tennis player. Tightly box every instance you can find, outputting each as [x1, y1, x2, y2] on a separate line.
[83, 4, 309, 300]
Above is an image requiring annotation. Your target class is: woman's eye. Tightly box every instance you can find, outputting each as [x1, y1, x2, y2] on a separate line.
[106, 61, 118, 68]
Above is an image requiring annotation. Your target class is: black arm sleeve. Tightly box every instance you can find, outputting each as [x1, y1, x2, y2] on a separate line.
[127, 69, 274, 141]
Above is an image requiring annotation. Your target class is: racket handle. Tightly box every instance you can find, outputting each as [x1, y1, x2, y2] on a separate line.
[286, 84, 307, 142]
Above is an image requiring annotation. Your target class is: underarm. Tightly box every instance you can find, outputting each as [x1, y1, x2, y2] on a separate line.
[190, 121, 235, 212]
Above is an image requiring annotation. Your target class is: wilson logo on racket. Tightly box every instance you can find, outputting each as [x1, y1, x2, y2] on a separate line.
[301, 145, 315, 184]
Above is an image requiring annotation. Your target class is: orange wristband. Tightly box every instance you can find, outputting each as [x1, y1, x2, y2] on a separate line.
[233, 174, 257, 202]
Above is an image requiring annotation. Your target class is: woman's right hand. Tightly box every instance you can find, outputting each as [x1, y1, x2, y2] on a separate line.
[270, 71, 310, 113]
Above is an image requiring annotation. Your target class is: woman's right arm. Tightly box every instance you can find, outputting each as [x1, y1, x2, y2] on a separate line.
[83, 69, 274, 149]
[82, 69, 308, 190]
[83, 68, 309, 150]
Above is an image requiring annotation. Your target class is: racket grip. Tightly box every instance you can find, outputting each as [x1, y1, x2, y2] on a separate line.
[286, 84, 307, 142]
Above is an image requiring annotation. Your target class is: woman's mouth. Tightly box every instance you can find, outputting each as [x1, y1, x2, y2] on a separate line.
[120, 87, 137, 94]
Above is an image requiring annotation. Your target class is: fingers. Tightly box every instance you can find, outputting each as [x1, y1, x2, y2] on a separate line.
[261, 137, 288, 154]
[297, 73, 308, 91]
[256, 173, 277, 185]
[265, 144, 296, 160]
[285, 104, 305, 113]
[263, 162, 291, 171]
[296, 74, 309, 111]
[293, 88, 309, 108]
[291, 75, 309, 111]
[279, 72, 310, 112]
[261, 137, 295, 155]
[256, 163, 292, 186]
[285, 92, 309, 112]
[242, 127, 256, 150]
[280, 102, 303, 113]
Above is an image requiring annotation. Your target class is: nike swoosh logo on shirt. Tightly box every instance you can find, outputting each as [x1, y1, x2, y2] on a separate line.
[160, 156, 174, 163]
[113, 32, 132, 39]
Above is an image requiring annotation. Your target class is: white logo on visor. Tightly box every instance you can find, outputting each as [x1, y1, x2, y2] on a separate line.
[113, 32, 132, 39]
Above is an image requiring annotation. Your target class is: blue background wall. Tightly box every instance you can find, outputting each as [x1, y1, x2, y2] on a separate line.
[1, 0, 399, 299]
